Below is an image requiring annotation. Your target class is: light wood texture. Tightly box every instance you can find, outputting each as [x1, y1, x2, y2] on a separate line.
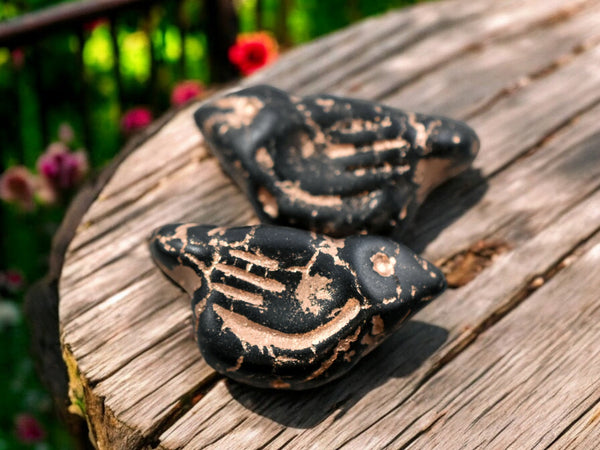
[58, 0, 600, 448]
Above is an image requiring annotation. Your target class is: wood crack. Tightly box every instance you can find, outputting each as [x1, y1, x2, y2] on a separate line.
[468, 390, 511, 426]
[199, 416, 248, 448]
[509, 389, 599, 449]
[365, 407, 439, 450]
[395, 411, 445, 450]
[256, 429, 286, 450]
[486, 421, 514, 447]
[540, 391, 599, 448]
[275, 435, 298, 450]
[144, 372, 222, 449]
[120, 354, 200, 417]
[440, 355, 506, 423]
[438, 240, 511, 288]
[544, 395, 600, 449]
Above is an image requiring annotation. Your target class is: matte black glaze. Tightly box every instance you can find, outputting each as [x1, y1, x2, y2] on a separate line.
[150, 223, 446, 389]
[194, 85, 479, 236]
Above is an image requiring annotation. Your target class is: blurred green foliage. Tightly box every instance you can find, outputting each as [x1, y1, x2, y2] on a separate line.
[0, 309, 76, 449]
[0, 0, 426, 448]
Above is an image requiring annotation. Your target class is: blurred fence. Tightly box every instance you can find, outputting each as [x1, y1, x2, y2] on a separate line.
[0, 0, 241, 169]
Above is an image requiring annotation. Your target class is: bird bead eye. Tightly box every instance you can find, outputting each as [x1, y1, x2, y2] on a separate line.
[343, 235, 445, 316]
[370, 252, 396, 278]
[342, 237, 402, 307]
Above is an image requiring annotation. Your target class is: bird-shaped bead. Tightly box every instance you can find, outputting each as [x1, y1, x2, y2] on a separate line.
[194, 85, 479, 237]
[150, 223, 446, 389]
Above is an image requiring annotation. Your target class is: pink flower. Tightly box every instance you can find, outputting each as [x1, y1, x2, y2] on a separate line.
[228, 32, 278, 76]
[121, 107, 153, 134]
[37, 143, 89, 191]
[0, 166, 37, 211]
[171, 80, 204, 106]
[15, 413, 45, 444]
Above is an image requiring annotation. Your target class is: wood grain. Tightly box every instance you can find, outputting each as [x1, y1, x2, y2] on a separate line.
[380, 231, 600, 449]
[57, 0, 600, 447]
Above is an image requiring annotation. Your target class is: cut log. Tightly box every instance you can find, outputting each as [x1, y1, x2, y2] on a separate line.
[48, 0, 600, 447]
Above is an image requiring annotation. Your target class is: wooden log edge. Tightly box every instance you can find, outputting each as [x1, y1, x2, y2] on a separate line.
[23, 104, 193, 448]
[62, 344, 149, 449]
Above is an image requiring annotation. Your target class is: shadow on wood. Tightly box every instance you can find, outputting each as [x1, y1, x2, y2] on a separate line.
[226, 320, 448, 428]
[405, 168, 488, 254]
[559, 130, 600, 176]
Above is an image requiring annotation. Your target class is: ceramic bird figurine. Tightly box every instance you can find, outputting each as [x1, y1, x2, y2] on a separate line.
[194, 85, 479, 237]
[150, 223, 446, 389]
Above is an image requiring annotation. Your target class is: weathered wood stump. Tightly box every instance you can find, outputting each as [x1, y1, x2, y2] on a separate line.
[54, 0, 600, 447]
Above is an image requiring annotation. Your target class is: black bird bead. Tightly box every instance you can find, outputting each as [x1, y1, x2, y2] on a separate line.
[194, 85, 479, 237]
[150, 224, 446, 390]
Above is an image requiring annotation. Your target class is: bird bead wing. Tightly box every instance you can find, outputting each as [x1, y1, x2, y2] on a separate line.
[194, 85, 479, 237]
[150, 223, 446, 389]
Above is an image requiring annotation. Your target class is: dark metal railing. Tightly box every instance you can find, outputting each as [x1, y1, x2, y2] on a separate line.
[0, 0, 154, 47]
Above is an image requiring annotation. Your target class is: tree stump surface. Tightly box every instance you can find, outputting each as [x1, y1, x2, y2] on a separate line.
[57, 0, 600, 447]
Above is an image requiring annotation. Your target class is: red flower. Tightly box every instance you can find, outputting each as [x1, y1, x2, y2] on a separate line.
[1, 269, 24, 292]
[15, 413, 45, 444]
[37, 143, 88, 191]
[228, 32, 278, 76]
[171, 80, 204, 106]
[11, 48, 25, 69]
[0, 166, 37, 211]
[84, 18, 109, 32]
[121, 107, 153, 134]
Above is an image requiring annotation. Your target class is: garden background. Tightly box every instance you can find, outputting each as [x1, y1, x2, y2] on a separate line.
[0, 0, 424, 447]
